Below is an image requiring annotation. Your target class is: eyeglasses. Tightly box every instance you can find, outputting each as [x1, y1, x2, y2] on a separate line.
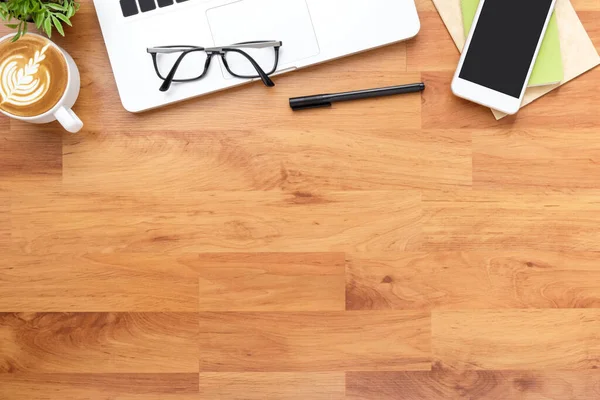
[147, 40, 283, 92]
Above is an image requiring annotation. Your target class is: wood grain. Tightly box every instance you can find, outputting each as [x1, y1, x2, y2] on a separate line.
[86, 48, 418, 135]
[422, 69, 600, 129]
[0, 313, 198, 372]
[407, 11, 460, 72]
[423, 190, 600, 252]
[198, 372, 345, 400]
[10, 190, 422, 254]
[62, 127, 470, 193]
[198, 311, 430, 371]
[0, 190, 9, 250]
[0, 125, 62, 182]
[473, 128, 600, 189]
[415, 0, 437, 12]
[0, 252, 346, 312]
[347, 251, 600, 310]
[0, 373, 199, 400]
[574, 0, 600, 11]
[1, 0, 600, 397]
[582, 11, 600, 45]
[346, 369, 600, 400]
[0, 114, 7, 132]
[0, 253, 198, 312]
[188, 253, 345, 311]
[432, 309, 600, 370]
[421, 71, 501, 129]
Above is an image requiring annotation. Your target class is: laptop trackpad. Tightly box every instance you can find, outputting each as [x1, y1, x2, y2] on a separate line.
[206, 0, 320, 80]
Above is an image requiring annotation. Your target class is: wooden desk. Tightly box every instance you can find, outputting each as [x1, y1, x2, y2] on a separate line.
[1, 1, 600, 398]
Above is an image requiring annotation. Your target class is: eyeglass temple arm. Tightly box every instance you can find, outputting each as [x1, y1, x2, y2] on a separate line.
[159, 51, 211, 92]
[159, 52, 187, 91]
[226, 50, 275, 87]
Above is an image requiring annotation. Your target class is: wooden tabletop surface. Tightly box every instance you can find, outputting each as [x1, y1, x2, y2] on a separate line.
[2, 0, 600, 398]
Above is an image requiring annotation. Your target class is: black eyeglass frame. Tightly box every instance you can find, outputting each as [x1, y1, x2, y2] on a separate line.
[147, 40, 283, 92]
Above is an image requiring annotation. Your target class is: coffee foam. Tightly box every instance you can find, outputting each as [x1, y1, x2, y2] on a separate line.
[0, 44, 52, 108]
[0, 35, 68, 117]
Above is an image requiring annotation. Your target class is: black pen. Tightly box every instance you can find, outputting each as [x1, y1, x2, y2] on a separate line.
[289, 82, 425, 111]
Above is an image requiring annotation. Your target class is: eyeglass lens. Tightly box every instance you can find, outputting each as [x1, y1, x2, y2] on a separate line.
[224, 47, 277, 77]
[155, 50, 208, 81]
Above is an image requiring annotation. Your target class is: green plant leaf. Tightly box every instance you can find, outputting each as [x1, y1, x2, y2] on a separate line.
[54, 12, 72, 26]
[0, 4, 8, 20]
[43, 15, 52, 37]
[51, 15, 64, 36]
[1, 0, 81, 40]
[11, 20, 24, 41]
[66, 4, 75, 18]
[46, 4, 66, 12]
[34, 12, 43, 29]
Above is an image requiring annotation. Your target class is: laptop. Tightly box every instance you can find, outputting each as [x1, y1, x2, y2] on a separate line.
[93, 0, 420, 112]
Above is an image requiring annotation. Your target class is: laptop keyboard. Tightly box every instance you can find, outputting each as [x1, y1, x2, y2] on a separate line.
[120, 0, 189, 18]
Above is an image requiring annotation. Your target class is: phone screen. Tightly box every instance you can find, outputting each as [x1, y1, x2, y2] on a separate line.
[459, 0, 553, 98]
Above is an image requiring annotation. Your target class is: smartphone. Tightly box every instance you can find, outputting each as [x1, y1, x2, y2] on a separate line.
[451, 0, 557, 115]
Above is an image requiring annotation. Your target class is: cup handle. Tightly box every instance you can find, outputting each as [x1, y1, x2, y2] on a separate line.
[54, 106, 83, 133]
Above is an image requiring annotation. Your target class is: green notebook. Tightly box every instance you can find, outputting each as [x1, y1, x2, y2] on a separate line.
[461, 0, 563, 87]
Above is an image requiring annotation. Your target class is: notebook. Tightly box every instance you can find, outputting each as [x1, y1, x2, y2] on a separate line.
[461, 0, 563, 87]
[434, 0, 600, 119]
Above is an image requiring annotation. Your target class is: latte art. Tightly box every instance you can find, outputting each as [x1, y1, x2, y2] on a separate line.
[0, 34, 68, 117]
[0, 45, 51, 108]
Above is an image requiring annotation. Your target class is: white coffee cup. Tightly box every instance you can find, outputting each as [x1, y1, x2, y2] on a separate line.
[0, 33, 83, 133]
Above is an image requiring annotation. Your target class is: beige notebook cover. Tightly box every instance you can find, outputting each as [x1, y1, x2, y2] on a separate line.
[432, 0, 600, 119]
